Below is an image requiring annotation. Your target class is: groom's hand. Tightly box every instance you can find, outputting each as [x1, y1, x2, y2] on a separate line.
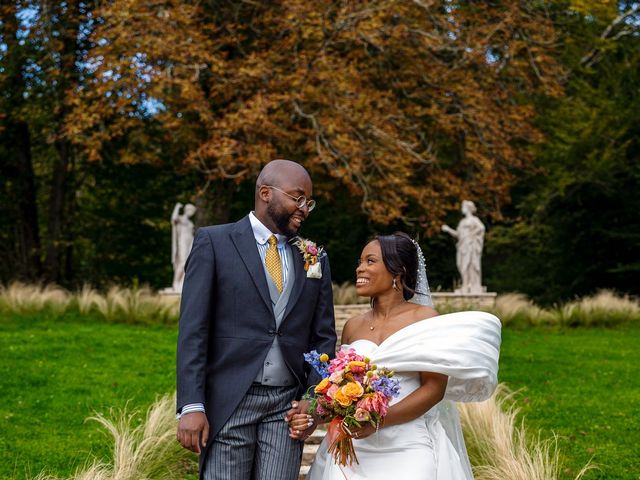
[285, 400, 316, 441]
[288, 413, 316, 440]
[177, 411, 209, 454]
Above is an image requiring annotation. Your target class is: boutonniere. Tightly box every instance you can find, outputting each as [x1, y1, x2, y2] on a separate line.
[293, 237, 324, 279]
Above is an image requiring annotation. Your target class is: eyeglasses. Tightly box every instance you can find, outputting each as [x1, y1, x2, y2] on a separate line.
[264, 185, 316, 212]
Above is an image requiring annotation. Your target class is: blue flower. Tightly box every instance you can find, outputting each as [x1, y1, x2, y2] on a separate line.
[370, 376, 401, 398]
[304, 350, 329, 377]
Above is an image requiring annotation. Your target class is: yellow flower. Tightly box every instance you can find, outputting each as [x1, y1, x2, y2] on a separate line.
[342, 381, 364, 400]
[334, 389, 353, 407]
[314, 378, 331, 394]
[319, 353, 330, 363]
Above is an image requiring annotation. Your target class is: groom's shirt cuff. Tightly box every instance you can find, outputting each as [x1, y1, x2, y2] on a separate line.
[177, 403, 205, 419]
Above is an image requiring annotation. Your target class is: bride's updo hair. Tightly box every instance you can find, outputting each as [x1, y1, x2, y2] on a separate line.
[374, 232, 418, 301]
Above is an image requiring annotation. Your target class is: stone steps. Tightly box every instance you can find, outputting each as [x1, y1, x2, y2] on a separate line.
[299, 428, 326, 479]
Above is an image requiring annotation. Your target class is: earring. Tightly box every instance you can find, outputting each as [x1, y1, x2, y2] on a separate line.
[392, 278, 399, 291]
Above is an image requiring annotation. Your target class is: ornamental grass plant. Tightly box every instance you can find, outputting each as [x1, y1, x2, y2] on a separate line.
[492, 290, 639, 328]
[2, 282, 638, 327]
[31, 385, 591, 480]
[493, 293, 554, 328]
[555, 290, 640, 327]
[332, 282, 369, 305]
[0, 282, 180, 325]
[97, 286, 179, 325]
[459, 385, 593, 480]
[75, 284, 108, 316]
[0, 282, 72, 314]
[33, 394, 195, 480]
[330, 283, 640, 328]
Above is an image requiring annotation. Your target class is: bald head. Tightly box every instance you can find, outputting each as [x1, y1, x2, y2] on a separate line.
[256, 159, 311, 192]
[254, 159, 313, 236]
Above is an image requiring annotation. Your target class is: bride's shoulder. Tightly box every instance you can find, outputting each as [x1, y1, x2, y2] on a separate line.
[392, 305, 439, 334]
[341, 311, 371, 344]
[345, 310, 371, 326]
[409, 304, 439, 321]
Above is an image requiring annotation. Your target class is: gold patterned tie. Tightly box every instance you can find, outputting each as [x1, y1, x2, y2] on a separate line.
[265, 235, 283, 293]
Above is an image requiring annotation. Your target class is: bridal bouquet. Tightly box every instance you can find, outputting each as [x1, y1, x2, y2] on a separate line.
[303, 349, 400, 466]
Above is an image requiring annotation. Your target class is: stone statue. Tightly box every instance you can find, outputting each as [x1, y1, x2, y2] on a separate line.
[171, 202, 197, 293]
[442, 200, 486, 294]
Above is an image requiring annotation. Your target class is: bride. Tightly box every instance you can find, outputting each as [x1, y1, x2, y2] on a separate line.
[288, 232, 501, 479]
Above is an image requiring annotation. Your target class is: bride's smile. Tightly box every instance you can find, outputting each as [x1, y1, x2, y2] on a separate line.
[355, 240, 397, 297]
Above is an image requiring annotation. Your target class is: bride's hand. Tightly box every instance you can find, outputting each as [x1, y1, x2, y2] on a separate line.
[349, 423, 376, 440]
[287, 413, 315, 440]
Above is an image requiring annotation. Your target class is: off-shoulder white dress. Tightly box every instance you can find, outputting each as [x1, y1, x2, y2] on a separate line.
[307, 311, 502, 480]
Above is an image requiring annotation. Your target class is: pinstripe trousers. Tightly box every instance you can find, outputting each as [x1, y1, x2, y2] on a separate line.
[202, 384, 303, 480]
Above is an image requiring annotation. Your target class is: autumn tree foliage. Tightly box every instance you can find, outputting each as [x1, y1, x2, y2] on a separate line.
[69, 0, 563, 230]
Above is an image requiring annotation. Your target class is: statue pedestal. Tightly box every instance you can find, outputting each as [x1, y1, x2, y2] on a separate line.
[159, 288, 181, 297]
[454, 285, 488, 294]
[431, 292, 497, 309]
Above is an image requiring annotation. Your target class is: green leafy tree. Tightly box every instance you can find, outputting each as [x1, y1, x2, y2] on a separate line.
[485, 1, 640, 301]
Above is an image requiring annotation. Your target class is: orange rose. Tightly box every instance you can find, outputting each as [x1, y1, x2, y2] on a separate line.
[334, 388, 353, 407]
[348, 361, 366, 373]
[342, 381, 364, 400]
[314, 378, 331, 394]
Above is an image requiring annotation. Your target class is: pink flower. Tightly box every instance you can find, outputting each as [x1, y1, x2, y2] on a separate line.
[329, 369, 344, 383]
[326, 384, 339, 399]
[316, 405, 328, 417]
[328, 348, 364, 373]
[357, 392, 389, 417]
[307, 244, 318, 255]
[354, 408, 370, 422]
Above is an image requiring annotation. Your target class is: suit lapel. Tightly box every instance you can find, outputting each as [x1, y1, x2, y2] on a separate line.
[282, 239, 306, 321]
[230, 216, 273, 315]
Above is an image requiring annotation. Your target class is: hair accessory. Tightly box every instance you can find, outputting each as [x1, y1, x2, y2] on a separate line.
[408, 238, 433, 307]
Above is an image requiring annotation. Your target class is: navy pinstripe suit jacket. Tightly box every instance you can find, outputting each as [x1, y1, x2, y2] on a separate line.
[176, 215, 336, 469]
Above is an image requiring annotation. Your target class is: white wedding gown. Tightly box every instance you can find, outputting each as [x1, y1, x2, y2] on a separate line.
[307, 311, 501, 480]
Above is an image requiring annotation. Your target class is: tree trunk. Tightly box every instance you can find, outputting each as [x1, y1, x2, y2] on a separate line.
[44, 145, 71, 283]
[43, 1, 81, 284]
[0, 4, 42, 280]
[13, 122, 42, 280]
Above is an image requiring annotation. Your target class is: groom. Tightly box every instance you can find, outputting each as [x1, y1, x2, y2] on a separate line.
[176, 160, 337, 480]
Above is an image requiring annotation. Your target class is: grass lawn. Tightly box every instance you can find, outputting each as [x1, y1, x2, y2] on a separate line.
[1, 312, 638, 479]
[499, 326, 640, 479]
[0, 312, 196, 479]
